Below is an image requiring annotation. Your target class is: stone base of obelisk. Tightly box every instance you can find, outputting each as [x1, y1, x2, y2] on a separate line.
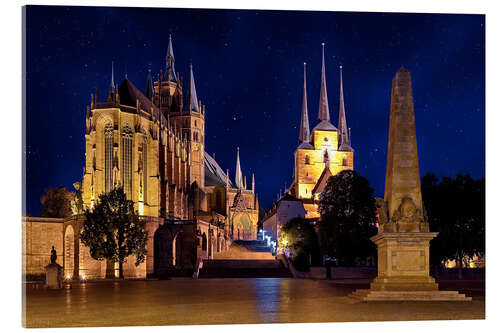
[349, 232, 471, 301]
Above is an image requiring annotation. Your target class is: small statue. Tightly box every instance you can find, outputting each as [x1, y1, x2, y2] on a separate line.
[50, 245, 57, 264]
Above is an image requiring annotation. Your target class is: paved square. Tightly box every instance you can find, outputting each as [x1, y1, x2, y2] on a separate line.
[23, 278, 484, 327]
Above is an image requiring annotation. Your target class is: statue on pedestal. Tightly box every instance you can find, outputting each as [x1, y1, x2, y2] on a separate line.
[45, 245, 63, 289]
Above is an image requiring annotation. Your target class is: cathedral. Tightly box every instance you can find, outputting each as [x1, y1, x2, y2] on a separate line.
[289, 44, 354, 219]
[23, 36, 259, 280]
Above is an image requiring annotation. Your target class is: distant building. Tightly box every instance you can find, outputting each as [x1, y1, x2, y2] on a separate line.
[289, 45, 354, 218]
[261, 194, 306, 242]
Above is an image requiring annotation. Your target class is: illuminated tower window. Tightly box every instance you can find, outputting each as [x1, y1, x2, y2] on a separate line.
[342, 156, 347, 166]
[323, 150, 329, 162]
[121, 124, 133, 199]
[104, 123, 113, 192]
[305, 155, 310, 165]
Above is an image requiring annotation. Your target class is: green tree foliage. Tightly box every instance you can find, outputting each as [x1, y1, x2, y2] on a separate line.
[278, 217, 319, 271]
[80, 187, 148, 278]
[421, 173, 485, 275]
[318, 170, 378, 266]
[40, 186, 75, 218]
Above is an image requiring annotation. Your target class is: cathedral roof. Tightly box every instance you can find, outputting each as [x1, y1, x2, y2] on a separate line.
[204, 152, 234, 187]
[312, 120, 337, 132]
[298, 142, 314, 150]
[118, 78, 159, 116]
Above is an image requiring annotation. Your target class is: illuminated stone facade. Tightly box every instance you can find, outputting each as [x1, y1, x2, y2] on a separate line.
[290, 46, 354, 219]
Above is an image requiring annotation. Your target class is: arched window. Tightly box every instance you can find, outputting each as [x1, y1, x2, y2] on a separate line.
[305, 155, 310, 165]
[121, 124, 133, 199]
[323, 150, 329, 163]
[104, 123, 113, 192]
[143, 134, 148, 203]
[342, 156, 347, 166]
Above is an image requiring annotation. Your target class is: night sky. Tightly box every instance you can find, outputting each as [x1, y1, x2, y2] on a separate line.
[24, 6, 485, 216]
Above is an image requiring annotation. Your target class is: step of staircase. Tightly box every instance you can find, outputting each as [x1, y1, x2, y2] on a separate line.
[199, 259, 292, 278]
[349, 289, 472, 301]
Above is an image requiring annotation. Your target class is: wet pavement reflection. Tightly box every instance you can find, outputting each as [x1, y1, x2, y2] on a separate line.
[24, 278, 484, 328]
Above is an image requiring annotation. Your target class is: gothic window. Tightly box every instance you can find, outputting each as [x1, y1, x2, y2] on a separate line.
[323, 150, 329, 163]
[305, 155, 310, 165]
[104, 123, 113, 192]
[342, 156, 347, 166]
[195, 120, 198, 127]
[121, 124, 133, 199]
[143, 134, 148, 203]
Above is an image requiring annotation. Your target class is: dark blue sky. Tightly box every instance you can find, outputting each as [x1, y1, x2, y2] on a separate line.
[25, 6, 485, 215]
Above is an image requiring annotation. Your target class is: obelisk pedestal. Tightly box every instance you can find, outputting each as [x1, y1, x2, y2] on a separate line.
[350, 68, 470, 301]
[350, 231, 470, 301]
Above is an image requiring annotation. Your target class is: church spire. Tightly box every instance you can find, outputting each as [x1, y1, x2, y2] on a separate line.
[110, 61, 115, 91]
[338, 65, 353, 151]
[166, 34, 177, 81]
[235, 147, 242, 189]
[184, 63, 200, 112]
[145, 69, 153, 100]
[107, 61, 116, 102]
[299, 62, 311, 144]
[318, 43, 330, 122]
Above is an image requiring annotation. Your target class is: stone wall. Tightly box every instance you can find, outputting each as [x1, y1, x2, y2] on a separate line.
[22, 217, 64, 280]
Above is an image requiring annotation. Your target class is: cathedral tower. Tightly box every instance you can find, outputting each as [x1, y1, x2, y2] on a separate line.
[152, 35, 206, 189]
[170, 63, 205, 189]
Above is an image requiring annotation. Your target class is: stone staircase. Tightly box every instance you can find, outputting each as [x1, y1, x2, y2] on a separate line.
[213, 240, 275, 260]
[349, 289, 472, 301]
[199, 240, 292, 278]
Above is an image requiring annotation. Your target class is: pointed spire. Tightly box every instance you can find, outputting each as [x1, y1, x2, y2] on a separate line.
[338, 65, 353, 151]
[318, 43, 330, 122]
[235, 147, 242, 189]
[166, 34, 177, 81]
[299, 62, 311, 145]
[110, 61, 115, 92]
[184, 63, 200, 112]
[145, 69, 153, 100]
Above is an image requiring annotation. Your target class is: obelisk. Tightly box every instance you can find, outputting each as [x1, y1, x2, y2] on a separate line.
[350, 68, 470, 301]
[382, 67, 428, 233]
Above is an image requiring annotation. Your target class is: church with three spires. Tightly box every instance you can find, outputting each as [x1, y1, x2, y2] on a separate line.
[289, 44, 354, 219]
[22, 36, 260, 280]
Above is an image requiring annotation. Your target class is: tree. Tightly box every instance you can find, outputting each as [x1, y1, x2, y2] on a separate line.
[278, 217, 319, 271]
[421, 173, 485, 278]
[80, 187, 148, 279]
[40, 186, 75, 218]
[318, 170, 378, 266]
